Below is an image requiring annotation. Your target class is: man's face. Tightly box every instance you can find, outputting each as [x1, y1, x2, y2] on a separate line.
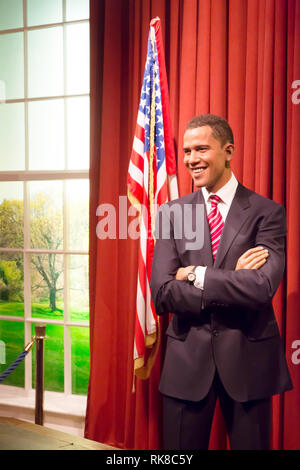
[183, 125, 234, 193]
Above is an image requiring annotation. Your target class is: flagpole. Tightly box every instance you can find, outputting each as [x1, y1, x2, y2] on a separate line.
[128, 17, 178, 381]
[149, 26, 156, 236]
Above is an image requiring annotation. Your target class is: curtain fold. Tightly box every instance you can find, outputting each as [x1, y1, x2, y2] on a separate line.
[284, 0, 300, 450]
[86, 0, 300, 450]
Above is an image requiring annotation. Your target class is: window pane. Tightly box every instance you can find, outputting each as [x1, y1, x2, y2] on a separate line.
[0, 32, 24, 100]
[30, 180, 63, 249]
[66, 180, 89, 251]
[0, 0, 23, 31]
[28, 27, 63, 98]
[66, 97, 89, 169]
[66, 23, 89, 95]
[32, 323, 64, 392]
[31, 254, 64, 320]
[27, 0, 62, 27]
[0, 79, 5, 102]
[71, 326, 89, 395]
[0, 253, 24, 316]
[66, 0, 89, 21]
[0, 320, 24, 387]
[0, 103, 25, 170]
[28, 100, 64, 170]
[0, 182, 23, 248]
[69, 255, 88, 322]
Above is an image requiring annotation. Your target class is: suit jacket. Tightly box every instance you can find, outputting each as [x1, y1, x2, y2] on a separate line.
[150, 183, 293, 402]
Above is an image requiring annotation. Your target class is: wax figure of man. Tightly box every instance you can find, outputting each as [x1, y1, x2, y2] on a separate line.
[150, 114, 293, 450]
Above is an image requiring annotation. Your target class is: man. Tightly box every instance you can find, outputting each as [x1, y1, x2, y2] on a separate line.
[150, 114, 292, 450]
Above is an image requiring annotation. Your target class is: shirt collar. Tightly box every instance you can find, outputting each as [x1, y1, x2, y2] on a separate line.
[201, 173, 238, 206]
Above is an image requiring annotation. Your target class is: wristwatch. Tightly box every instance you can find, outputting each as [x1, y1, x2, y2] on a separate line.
[187, 266, 196, 283]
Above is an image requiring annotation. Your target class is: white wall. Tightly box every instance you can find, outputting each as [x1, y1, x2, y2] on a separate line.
[0, 385, 87, 436]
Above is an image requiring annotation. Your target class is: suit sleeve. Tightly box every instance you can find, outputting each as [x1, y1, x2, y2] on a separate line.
[203, 204, 286, 309]
[150, 205, 204, 316]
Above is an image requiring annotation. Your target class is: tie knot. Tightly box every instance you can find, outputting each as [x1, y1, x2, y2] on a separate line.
[209, 195, 222, 207]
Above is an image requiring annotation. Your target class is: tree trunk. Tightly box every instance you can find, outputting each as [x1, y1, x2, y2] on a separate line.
[49, 287, 57, 311]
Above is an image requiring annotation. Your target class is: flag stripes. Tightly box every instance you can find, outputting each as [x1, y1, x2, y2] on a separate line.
[127, 18, 177, 378]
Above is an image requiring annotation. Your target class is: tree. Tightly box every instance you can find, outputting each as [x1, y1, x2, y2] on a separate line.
[31, 253, 63, 311]
[30, 193, 63, 311]
[0, 260, 24, 302]
[0, 199, 24, 302]
[0, 199, 23, 248]
[30, 193, 63, 251]
[0, 194, 63, 311]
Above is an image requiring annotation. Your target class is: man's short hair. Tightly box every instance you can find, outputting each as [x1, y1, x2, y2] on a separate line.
[186, 114, 234, 147]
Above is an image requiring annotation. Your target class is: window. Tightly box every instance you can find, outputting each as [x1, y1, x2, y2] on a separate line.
[0, 0, 90, 400]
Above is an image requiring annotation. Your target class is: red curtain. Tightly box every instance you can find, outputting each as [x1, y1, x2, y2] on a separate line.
[85, 0, 300, 450]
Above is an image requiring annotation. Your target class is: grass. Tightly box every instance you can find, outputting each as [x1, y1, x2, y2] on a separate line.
[0, 301, 90, 394]
[0, 300, 89, 322]
[0, 320, 25, 387]
[0, 302, 25, 317]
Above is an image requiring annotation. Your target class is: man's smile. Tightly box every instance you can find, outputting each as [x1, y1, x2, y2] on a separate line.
[190, 165, 208, 175]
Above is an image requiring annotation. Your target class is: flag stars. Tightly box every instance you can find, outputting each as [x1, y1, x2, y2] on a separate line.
[135, 31, 167, 171]
[156, 113, 163, 124]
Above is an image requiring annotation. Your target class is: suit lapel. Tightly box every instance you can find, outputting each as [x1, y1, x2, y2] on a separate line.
[213, 184, 250, 268]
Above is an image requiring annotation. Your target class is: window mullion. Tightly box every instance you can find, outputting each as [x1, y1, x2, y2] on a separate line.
[0, 170, 89, 182]
[0, 18, 89, 36]
[23, 182, 32, 393]
[23, 1, 32, 393]
[64, 320, 72, 395]
[63, 181, 71, 395]
[62, 0, 72, 397]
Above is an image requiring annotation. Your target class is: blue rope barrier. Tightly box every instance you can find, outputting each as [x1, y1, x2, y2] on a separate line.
[0, 341, 35, 384]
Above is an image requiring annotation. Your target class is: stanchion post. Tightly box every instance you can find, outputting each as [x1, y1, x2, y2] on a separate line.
[35, 325, 46, 425]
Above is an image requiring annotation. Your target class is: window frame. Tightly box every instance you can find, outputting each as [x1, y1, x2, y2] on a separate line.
[0, 0, 90, 399]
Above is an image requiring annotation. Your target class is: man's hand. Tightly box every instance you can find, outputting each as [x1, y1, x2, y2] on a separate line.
[175, 246, 268, 279]
[175, 265, 195, 281]
[235, 246, 269, 271]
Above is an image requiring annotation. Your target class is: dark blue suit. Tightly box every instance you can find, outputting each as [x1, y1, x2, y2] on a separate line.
[150, 183, 292, 449]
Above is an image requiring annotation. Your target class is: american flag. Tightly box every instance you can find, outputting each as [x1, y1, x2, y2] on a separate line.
[127, 18, 178, 379]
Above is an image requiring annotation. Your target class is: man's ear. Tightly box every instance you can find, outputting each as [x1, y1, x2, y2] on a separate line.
[225, 143, 235, 162]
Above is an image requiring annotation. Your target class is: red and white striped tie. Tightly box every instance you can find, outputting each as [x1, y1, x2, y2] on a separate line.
[207, 195, 224, 260]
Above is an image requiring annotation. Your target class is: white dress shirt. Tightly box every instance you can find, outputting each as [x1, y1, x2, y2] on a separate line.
[194, 173, 239, 289]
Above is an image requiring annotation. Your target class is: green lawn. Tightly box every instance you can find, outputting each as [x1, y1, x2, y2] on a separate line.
[0, 301, 90, 394]
[0, 301, 25, 317]
[0, 300, 89, 322]
[0, 320, 25, 387]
